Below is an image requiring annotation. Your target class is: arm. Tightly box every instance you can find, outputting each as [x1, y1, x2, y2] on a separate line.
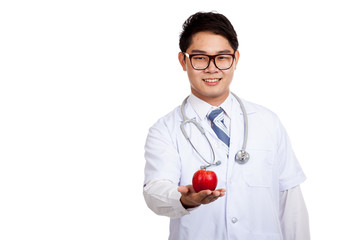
[143, 178, 226, 218]
[279, 185, 310, 240]
[143, 117, 225, 218]
[143, 179, 189, 218]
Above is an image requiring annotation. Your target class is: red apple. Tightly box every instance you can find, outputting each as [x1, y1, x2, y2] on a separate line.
[192, 169, 218, 193]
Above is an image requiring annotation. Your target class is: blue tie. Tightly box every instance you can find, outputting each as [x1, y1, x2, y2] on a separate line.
[208, 108, 230, 149]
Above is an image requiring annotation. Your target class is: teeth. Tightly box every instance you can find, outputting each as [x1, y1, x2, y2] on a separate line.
[203, 78, 221, 83]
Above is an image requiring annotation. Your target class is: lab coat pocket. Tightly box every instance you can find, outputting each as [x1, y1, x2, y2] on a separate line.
[242, 149, 273, 188]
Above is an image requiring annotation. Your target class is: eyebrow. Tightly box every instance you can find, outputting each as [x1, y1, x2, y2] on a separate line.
[190, 49, 233, 54]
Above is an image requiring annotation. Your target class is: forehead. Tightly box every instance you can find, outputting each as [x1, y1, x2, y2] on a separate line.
[188, 31, 232, 54]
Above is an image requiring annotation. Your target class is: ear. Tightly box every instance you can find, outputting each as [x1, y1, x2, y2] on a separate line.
[234, 50, 240, 70]
[178, 52, 187, 71]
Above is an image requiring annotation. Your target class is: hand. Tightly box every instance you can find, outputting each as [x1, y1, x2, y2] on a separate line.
[177, 185, 226, 209]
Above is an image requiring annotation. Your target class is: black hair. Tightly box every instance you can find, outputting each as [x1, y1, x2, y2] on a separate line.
[179, 11, 239, 52]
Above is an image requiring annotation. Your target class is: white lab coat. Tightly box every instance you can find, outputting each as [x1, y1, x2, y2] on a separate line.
[144, 94, 307, 240]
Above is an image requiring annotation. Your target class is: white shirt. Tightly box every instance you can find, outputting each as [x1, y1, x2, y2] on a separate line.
[143, 94, 310, 240]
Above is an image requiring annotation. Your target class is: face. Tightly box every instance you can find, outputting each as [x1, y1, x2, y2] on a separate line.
[178, 31, 240, 106]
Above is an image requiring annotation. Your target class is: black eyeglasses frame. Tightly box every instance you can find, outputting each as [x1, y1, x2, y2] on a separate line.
[183, 52, 236, 70]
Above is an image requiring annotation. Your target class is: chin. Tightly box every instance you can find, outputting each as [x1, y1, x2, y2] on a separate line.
[193, 88, 230, 102]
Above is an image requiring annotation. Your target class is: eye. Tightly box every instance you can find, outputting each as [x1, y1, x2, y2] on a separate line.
[217, 55, 231, 60]
[193, 56, 207, 61]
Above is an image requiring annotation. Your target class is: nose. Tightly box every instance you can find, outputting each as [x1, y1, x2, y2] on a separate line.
[205, 59, 218, 73]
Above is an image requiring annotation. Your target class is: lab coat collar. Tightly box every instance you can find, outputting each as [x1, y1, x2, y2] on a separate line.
[188, 93, 233, 121]
[187, 93, 257, 121]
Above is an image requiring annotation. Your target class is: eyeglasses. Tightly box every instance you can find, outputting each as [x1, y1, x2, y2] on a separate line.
[183, 52, 235, 70]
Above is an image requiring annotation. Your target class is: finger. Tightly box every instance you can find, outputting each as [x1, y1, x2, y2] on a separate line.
[215, 188, 226, 197]
[211, 191, 220, 197]
[201, 194, 219, 204]
[207, 197, 219, 204]
[200, 189, 226, 204]
[215, 188, 226, 193]
[177, 185, 190, 195]
[187, 185, 196, 192]
[197, 190, 212, 200]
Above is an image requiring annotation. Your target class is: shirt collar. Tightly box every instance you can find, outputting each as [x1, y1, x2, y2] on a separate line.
[188, 94, 232, 120]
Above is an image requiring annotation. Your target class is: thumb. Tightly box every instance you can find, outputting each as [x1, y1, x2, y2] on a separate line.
[177, 185, 191, 195]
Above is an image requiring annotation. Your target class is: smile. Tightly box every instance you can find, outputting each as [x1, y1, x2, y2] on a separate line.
[203, 78, 221, 83]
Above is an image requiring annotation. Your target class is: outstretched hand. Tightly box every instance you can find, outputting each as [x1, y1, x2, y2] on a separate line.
[178, 185, 226, 209]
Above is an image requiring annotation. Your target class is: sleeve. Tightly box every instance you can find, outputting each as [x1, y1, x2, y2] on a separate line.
[279, 186, 310, 240]
[143, 119, 189, 217]
[143, 179, 190, 218]
[276, 120, 306, 191]
[144, 119, 181, 185]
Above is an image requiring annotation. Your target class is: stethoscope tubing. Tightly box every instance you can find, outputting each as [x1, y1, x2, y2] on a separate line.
[232, 92, 248, 151]
[180, 92, 249, 169]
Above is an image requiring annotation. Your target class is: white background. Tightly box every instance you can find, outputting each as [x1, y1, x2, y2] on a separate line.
[1, 0, 359, 239]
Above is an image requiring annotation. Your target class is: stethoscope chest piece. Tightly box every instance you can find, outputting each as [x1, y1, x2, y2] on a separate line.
[235, 150, 250, 164]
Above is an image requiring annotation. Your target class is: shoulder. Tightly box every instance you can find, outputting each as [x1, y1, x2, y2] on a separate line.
[148, 105, 182, 134]
[236, 97, 283, 138]
[238, 96, 280, 122]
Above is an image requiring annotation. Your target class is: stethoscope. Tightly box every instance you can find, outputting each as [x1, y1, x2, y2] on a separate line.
[180, 92, 250, 169]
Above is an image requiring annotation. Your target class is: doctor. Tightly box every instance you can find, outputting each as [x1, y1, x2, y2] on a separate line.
[143, 11, 310, 240]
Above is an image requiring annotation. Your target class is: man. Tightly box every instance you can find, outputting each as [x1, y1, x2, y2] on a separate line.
[143, 12, 310, 240]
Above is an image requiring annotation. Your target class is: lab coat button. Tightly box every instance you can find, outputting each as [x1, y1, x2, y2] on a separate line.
[231, 217, 238, 223]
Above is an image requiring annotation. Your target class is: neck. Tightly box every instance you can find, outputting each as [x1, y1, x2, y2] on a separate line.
[191, 90, 230, 107]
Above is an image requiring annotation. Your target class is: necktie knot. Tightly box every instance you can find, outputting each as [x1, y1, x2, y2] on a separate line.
[207, 108, 230, 149]
[208, 108, 224, 122]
